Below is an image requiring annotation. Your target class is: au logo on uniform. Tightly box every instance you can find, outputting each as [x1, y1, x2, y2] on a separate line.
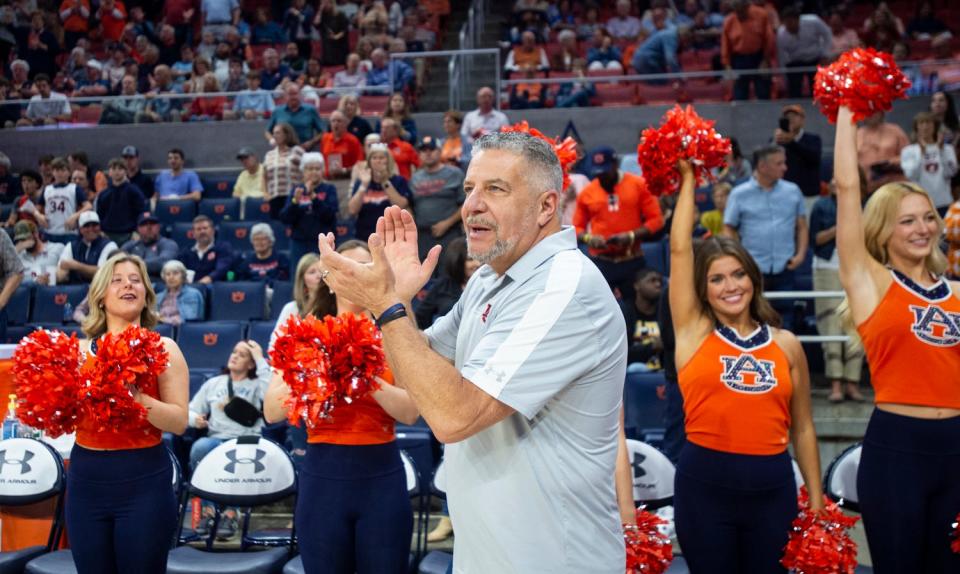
[719, 355, 778, 393]
[909, 304, 960, 346]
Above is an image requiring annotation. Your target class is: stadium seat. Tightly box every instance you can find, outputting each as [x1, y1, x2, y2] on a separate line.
[188, 369, 219, 398]
[176, 321, 246, 370]
[623, 371, 668, 445]
[156, 199, 198, 226]
[247, 321, 276, 351]
[0, 438, 65, 574]
[641, 239, 668, 277]
[359, 95, 389, 113]
[199, 198, 241, 224]
[219, 221, 256, 254]
[270, 281, 294, 320]
[200, 174, 237, 199]
[71, 104, 102, 124]
[594, 82, 638, 106]
[824, 443, 862, 512]
[30, 285, 87, 324]
[0, 204, 11, 224]
[7, 284, 32, 325]
[154, 322, 175, 340]
[269, 221, 291, 251]
[636, 83, 680, 105]
[681, 80, 729, 103]
[242, 198, 273, 222]
[209, 281, 266, 321]
[166, 437, 296, 573]
[3, 325, 31, 345]
[335, 219, 356, 244]
[169, 222, 195, 251]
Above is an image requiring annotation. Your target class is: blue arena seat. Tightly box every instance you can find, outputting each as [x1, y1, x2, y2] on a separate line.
[3, 325, 31, 345]
[156, 199, 198, 225]
[7, 284, 32, 325]
[176, 321, 245, 370]
[335, 218, 356, 244]
[247, 321, 276, 351]
[154, 322, 175, 340]
[218, 221, 256, 253]
[623, 371, 668, 445]
[270, 281, 294, 320]
[209, 281, 266, 321]
[198, 198, 241, 224]
[30, 285, 87, 324]
[188, 369, 220, 398]
[269, 221, 291, 251]
[641, 239, 669, 277]
[199, 174, 237, 199]
[242, 198, 273, 222]
[168, 222, 195, 251]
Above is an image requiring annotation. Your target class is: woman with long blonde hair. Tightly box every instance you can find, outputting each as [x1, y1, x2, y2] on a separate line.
[834, 104, 960, 572]
[67, 253, 189, 573]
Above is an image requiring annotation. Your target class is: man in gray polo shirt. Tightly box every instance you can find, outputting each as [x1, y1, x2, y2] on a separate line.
[318, 131, 626, 573]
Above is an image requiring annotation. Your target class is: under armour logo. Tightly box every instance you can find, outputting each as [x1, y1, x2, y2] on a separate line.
[719, 354, 778, 393]
[631, 452, 647, 479]
[482, 364, 506, 384]
[910, 304, 960, 347]
[223, 448, 266, 474]
[0, 450, 34, 474]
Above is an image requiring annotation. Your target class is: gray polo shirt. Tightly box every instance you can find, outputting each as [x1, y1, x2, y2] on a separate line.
[425, 226, 626, 574]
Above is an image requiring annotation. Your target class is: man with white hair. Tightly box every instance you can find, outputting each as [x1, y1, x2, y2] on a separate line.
[365, 47, 414, 93]
[460, 86, 509, 146]
[317, 130, 627, 573]
[8, 60, 33, 100]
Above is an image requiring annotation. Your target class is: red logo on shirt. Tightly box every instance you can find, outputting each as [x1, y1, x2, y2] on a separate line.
[231, 291, 246, 303]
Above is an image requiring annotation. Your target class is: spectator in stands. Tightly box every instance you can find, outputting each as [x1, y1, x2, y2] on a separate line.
[322, 110, 364, 179]
[440, 110, 467, 168]
[862, 2, 905, 50]
[59, 0, 90, 49]
[73, 59, 109, 98]
[856, 111, 910, 179]
[338, 93, 373, 143]
[381, 118, 420, 180]
[333, 53, 367, 95]
[172, 44, 194, 90]
[5, 170, 45, 229]
[907, 1, 947, 40]
[700, 182, 731, 236]
[548, 29, 578, 73]
[186, 73, 227, 121]
[315, 0, 350, 66]
[21, 74, 70, 126]
[281, 152, 338, 265]
[156, 259, 204, 324]
[349, 143, 412, 241]
[640, 0, 675, 35]
[14, 220, 64, 285]
[251, 7, 286, 45]
[505, 30, 549, 73]
[263, 122, 305, 218]
[179, 214, 234, 284]
[0, 79, 21, 128]
[155, 148, 204, 201]
[0, 153, 19, 204]
[7, 60, 33, 101]
[461, 86, 509, 146]
[410, 135, 465, 260]
[0, 228, 23, 340]
[157, 25, 180, 66]
[236, 223, 289, 281]
[300, 58, 331, 94]
[219, 55, 246, 92]
[121, 211, 178, 278]
[607, 0, 641, 41]
[586, 27, 623, 71]
[184, 56, 212, 94]
[95, 158, 147, 244]
[931, 91, 959, 145]
[40, 157, 89, 243]
[828, 8, 860, 59]
[19, 11, 60, 79]
[232, 146, 265, 199]
[282, 42, 306, 77]
[143, 64, 183, 122]
[71, 170, 91, 197]
[901, 111, 958, 215]
[775, 105, 822, 198]
[101, 45, 127, 91]
[377, 92, 417, 143]
[721, 0, 775, 101]
[632, 25, 691, 77]
[414, 236, 477, 329]
[574, 146, 664, 303]
[38, 156, 54, 188]
[777, 6, 832, 98]
[622, 267, 663, 370]
[117, 146, 153, 200]
[365, 47, 415, 93]
[201, 0, 239, 40]
[508, 68, 547, 109]
[266, 83, 325, 151]
[95, 0, 127, 43]
[722, 144, 807, 328]
[809, 176, 866, 403]
[715, 137, 752, 186]
[100, 74, 148, 124]
[57, 212, 119, 284]
[224, 69, 274, 120]
[283, 0, 315, 61]
[259, 48, 291, 91]
[576, 5, 601, 41]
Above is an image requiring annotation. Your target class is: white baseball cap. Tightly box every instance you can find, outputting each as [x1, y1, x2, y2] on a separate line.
[79, 212, 100, 227]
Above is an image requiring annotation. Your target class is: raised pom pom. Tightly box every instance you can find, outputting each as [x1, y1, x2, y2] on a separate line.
[813, 47, 911, 124]
[636, 105, 731, 196]
[12, 329, 82, 437]
[781, 487, 860, 574]
[500, 121, 579, 190]
[951, 513, 960, 554]
[624, 507, 674, 574]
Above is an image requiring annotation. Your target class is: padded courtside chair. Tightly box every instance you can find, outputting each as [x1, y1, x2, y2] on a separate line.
[825, 443, 862, 512]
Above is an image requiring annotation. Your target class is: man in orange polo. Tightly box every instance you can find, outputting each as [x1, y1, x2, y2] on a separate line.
[573, 146, 664, 302]
[321, 110, 364, 179]
[381, 118, 420, 180]
[721, 0, 775, 100]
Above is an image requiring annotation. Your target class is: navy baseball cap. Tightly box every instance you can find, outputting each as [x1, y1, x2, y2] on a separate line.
[588, 146, 617, 177]
[417, 136, 439, 151]
[137, 211, 159, 225]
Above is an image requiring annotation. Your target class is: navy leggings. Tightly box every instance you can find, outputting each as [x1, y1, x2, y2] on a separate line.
[296, 441, 413, 574]
[674, 442, 796, 574]
[65, 444, 177, 574]
[858, 409, 960, 573]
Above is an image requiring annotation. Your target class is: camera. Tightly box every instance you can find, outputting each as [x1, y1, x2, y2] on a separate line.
[778, 117, 790, 132]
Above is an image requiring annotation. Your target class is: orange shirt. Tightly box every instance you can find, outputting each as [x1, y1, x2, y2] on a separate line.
[99, 1, 127, 43]
[721, 5, 775, 66]
[440, 136, 463, 166]
[679, 325, 793, 455]
[75, 352, 162, 450]
[387, 138, 420, 180]
[857, 271, 960, 409]
[573, 172, 664, 257]
[59, 0, 91, 33]
[307, 370, 396, 445]
[321, 131, 364, 177]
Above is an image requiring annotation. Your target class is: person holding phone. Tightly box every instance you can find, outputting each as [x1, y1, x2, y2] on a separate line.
[773, 105, 822, 198]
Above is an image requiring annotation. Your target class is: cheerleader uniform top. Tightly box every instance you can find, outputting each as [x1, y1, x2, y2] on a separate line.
[76, 338, 163, 450]
[307, 369, 397, 445]
[679, 323, 793, 455]
[857, 269, 960, 409]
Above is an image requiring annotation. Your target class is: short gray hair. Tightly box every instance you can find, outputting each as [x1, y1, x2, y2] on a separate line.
[472, 131, 563, 195]
[161, 259, 187, 279]
[752, 144, 785, 167]
[0, 152, 10, 170]
[250, 222, 275, 244]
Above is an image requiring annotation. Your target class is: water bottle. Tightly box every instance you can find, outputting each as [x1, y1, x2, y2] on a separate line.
[63, 301, 73, 323]
[2, 394, 19, 440]
[226, 271, 235, 282]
